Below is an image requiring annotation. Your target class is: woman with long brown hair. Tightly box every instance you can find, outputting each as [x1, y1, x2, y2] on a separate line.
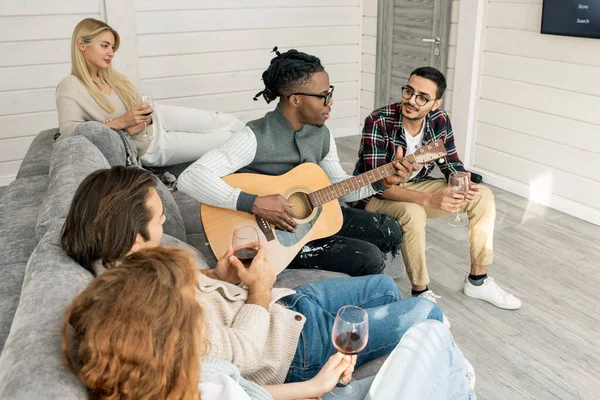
[57, 18, 244, 167]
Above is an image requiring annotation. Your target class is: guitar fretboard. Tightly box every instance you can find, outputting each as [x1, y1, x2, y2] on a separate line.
[308, 162, 398, 207]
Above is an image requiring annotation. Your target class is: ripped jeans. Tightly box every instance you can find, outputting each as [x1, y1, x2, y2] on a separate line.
[283, 275, 444, 383]
[289, 207, 402, 276]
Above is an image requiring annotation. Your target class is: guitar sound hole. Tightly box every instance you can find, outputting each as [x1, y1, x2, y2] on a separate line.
[287, 192, 313, 219]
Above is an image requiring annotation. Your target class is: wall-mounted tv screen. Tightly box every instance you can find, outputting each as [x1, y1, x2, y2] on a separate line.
[541, 0, 600, 39]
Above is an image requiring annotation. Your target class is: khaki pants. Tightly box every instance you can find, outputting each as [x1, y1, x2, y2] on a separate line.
[365, 179, 495, 286]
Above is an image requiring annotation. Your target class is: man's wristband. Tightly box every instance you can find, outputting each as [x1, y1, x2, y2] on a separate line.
[382, 178, 393, 188]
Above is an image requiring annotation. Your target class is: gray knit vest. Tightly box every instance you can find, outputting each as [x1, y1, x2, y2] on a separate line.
[239, 107, 331, 176]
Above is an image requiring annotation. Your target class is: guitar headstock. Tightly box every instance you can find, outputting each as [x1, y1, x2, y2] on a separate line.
[411, 139, 448, 164]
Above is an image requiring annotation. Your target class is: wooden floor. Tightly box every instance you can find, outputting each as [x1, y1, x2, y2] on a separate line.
[336, 135, 600, 400]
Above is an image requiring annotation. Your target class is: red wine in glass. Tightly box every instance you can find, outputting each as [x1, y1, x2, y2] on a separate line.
[333, 331, 367, 355]
[328, 305, 369, 397]
[140, 93, 155, 138]
[232, 226, 260, 267]
[233, 247, 258, 265]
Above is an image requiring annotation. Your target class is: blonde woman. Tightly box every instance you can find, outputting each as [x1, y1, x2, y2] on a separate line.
[56, 18, 245, 166]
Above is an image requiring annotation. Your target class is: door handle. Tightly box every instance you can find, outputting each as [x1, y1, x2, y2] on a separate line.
[422, 37, 441, 44]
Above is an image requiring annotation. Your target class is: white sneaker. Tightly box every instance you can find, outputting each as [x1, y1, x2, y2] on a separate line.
[463, 276, 522, 309]
[465, 359, 476, 390]
[418, 290, 451, 328]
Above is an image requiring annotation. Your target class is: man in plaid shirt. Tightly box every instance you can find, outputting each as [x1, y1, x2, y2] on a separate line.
[353, 67, 521, 321]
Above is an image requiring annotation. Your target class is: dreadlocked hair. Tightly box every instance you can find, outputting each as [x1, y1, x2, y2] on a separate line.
[253, 46, 325, 103]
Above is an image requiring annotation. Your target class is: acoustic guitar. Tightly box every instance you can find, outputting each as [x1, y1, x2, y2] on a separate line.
[201, 140, 448, 274]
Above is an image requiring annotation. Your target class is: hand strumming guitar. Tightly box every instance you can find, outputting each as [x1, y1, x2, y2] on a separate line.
[252, 194, 298, 232]
[382, 147, 420, 186]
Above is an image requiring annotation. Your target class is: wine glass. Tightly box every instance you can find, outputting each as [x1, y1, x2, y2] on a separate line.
[448, 171, 469, 227]
[328, 305, 369, 397]
[232, 226, 260, 267]
[140, 93, 155, 138]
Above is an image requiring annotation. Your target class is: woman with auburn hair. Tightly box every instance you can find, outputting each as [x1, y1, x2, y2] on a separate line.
[63, 247, 475, 400]
[63, 247, 356, 400]
[62, 247, 204, 400]
[56, 18, 244, 167]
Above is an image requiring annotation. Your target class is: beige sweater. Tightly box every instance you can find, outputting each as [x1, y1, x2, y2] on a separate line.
[56, 75, 152, 155]
[92, 255, 304, 386]
[196, 275, 304, 386]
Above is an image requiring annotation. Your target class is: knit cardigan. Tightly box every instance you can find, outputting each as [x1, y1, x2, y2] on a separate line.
[196, 275, 304, 385]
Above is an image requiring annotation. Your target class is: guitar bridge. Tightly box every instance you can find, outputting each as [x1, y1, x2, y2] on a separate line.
[255, 215, 276, 242]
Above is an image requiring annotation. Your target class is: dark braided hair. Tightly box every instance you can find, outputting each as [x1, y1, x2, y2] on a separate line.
[253, 46, 325, 103]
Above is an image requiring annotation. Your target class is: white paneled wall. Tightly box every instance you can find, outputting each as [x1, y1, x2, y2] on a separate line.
[134, 0, 362, 138]
[471, 0, 600, 225]
[0, 0, 365, 186]
[360, 0, 377, 123]
[0, 0, 103, 186]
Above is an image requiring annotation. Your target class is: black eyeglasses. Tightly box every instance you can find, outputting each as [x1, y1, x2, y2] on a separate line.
[288, 85, 335, 106]
[401, 86, 435, 107]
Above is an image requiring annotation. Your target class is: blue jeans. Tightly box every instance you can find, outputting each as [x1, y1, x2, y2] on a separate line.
[283, 275, 443, 383]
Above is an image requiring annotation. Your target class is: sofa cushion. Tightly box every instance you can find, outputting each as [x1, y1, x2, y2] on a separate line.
[155, 180, 187, 243]
[0, 264, 27, 355]
[172, 190, 217, 263]
[0, 219, 91, 400]
[15, 129, 57, 180]
[0, 174, 49, 353]
[70, 121, 127, 167]
[0, 175, 49, 266]
[161, 233, 209, 269]
[172, 190, 204, 239]
[36, 136, 111, 240]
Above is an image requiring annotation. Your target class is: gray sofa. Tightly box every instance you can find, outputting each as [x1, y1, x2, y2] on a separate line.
[0, 123, 399, 398]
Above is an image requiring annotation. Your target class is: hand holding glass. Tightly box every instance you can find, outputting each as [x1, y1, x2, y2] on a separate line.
[329, 305, 369, 397]
[232, 226, 260, 267]
[140, 93, 155, 138]
[448, 172, 469, 227]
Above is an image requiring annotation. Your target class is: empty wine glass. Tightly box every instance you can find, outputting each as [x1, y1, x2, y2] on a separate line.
[328, 305, 369, 397]
[448, 171, 469, 227]
[232, 226, 260, 267]
[140, 93, 155, 138]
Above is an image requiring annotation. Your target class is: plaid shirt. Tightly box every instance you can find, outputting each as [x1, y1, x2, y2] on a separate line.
[352, 103, 466, 208]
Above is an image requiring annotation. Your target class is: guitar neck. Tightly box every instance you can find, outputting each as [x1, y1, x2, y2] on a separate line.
[309, 157, 413, 207]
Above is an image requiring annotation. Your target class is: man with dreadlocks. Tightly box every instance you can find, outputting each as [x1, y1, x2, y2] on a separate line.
[178, 48, 419, 276]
